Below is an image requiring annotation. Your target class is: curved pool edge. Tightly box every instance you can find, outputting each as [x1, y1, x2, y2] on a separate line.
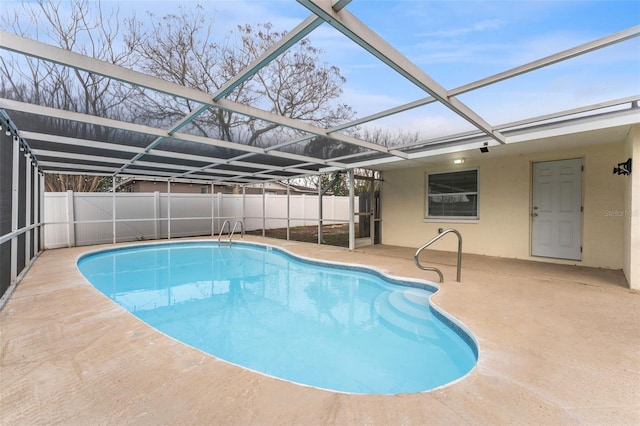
[75, 238, 480, 395]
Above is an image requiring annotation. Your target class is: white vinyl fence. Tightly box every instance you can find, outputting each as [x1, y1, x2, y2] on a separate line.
[44, 191, 357, 248]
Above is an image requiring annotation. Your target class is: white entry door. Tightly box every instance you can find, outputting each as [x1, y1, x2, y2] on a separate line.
[531, 158, 582, 260]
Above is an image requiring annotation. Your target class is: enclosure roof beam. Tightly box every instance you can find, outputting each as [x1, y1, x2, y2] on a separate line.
[228, 161, 313, 175]
[212, 15, 324, 101]
[454, 25, 640, 97]
[37, 161, 121, 174]
[42, 170, 113, 177]
[19, 129, 322, 178]
[327, 24, 640, 133]
[324, 105, 640, 172]
[127, 14, 327, 175]
[203, 170, 320, 185]
[176, 167, 293, 181]
[116, 104, 209, 175]
[394, 95, 640, 152]
[297, 0, 506, 144]
[185, 173, 270, 184]
[174, 158, 314, 181]
[0, 98, 259, 154]
[493, 95, 640, 132]
[0, 98, 349, 171]
[31, 150, 281, 180]
[264, 134, 316, 152]
[332, 0, 352, 11]
[37, 160, 196, 179]
[31, 149, 134, 166]
[20, 131, 144, 155]
[0, 31, 407, 160]
[210, 4, 350, 122]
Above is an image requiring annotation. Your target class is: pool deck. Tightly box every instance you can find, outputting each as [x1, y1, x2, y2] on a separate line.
[1, 236, 639, 425]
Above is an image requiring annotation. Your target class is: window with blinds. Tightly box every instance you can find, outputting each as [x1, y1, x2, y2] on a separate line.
[426, 169, 478, 219]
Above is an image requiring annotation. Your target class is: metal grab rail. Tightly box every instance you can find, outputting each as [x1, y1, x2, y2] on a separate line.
[217, 220, 231, 243]
[414, 228, 462, 283]
[217, 220, 244, 243]
[230, 220, 244, 241]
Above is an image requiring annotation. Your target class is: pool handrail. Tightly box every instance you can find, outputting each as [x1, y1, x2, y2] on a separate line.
[218, 219, 244, 243]
[217, 220, 230, 243]
[229, 220, 244, 242]
[414, 228, 462, 283]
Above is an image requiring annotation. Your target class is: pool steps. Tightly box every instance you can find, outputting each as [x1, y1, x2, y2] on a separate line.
[374, 289, 437, 338]
[388, 291, 431, 320]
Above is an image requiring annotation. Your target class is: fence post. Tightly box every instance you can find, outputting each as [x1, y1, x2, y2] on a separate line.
[262, 184, 266, 237]
[349, 170, 355, 251]
[33, 165, 39, 254]
[318, 184, 322, 245]
[25, 153, 32, 262]
[39, 174, 44, 250]
[154, 191, 160, 240]
[167, 180, 171, 240]
[112, 176, 116, 244]
[217, 192, 222, 235]
[242, 186, 246, 228]
[331, 195, 335, 225]
[10, 134, 19, 283]
[210, 184, 215, 236]
[67, 190, 76, 247]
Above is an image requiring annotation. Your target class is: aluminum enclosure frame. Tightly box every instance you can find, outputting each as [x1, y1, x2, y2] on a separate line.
[0, 1, 637, 184]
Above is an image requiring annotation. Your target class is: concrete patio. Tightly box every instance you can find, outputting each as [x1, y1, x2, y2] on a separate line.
[1, 236, 638, 425]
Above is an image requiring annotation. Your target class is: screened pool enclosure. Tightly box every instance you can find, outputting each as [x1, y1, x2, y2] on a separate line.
[1, 0, 638, 300]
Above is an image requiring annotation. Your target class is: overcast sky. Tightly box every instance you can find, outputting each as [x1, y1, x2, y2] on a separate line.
[5, 0, 640, 138]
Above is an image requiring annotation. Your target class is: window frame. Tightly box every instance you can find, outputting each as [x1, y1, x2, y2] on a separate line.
[424, 168, 480, 221]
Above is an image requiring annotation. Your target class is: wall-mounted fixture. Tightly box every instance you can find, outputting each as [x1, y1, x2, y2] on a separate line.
[453, 158, 465, 165]
[479, 142, 489, 153]
[613, 158, 632, 175]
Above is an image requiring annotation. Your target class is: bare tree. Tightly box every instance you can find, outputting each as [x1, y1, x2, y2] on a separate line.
[44, 174, 110, 192]
[2, 2, 363, 192]
[0, 0, 137, 191]
[125, 7, 356, 148]
[296, 126, 416, 195]
[360, 127, 420, 148]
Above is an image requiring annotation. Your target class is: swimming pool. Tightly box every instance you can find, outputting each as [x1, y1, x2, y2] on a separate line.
[77, 241, 477, 394]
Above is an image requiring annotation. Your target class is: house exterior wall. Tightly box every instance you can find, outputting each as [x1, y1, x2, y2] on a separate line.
[623, 125, 640, 289]
[129, 181, 212, 194]
[381, 140, 627, 270]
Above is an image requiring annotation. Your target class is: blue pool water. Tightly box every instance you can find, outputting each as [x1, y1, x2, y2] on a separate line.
[77, 241, 477, 394]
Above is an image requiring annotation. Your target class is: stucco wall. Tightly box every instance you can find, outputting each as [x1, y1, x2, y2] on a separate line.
[382, 141, 626, 269]
[623, 125, 640, 289]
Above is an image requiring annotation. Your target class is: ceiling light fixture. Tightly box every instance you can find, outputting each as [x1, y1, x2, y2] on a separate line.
[453, 158, 465, 165]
